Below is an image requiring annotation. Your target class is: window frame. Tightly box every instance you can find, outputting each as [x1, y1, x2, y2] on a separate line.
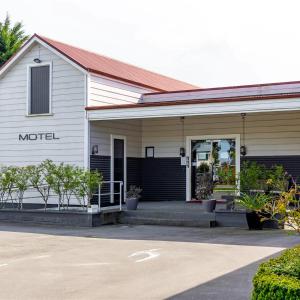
[26, 62, 52, 116]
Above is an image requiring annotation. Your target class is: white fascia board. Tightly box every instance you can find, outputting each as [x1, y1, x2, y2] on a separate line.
[0, 36, 88, 78]
[87, 97, 300, 120]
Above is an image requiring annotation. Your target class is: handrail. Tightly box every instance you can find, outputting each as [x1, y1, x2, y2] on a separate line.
[98, 181, 123, 212]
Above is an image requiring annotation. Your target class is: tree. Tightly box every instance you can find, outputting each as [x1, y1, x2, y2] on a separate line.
[0, 14, 29, 66]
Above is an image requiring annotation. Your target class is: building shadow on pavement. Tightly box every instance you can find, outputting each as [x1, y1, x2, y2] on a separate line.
[167, 253, 277, 300]
[0, 222, 298, 249]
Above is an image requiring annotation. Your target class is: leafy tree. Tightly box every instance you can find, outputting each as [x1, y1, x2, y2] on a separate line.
[75, 170, 102, 209]
[0, 14, 29, 66]
[62, 165, 82, 209]
[27, 160, 55, 210]
[14, 167, 30, 209]
[0, 166, 17, 207]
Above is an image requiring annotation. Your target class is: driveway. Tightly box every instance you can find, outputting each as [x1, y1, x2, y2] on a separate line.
[0, 224, 298, 300]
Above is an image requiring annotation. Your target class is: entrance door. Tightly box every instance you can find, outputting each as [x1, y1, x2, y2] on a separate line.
[186, 135, 240, 201]
[111, 135, 126, 203]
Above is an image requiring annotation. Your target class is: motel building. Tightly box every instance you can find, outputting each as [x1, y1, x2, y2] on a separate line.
[0, 34, 300, 218]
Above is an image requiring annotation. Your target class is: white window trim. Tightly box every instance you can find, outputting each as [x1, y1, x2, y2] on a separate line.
[110, 134, 127, 203]
[185, 134, 240, 202]
[26, 62, 53, 116]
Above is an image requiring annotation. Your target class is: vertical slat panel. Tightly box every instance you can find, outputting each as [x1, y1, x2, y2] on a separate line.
[127, 157, 142, 188]
[30, 65, 50, 114]
[90, 155, 111, 205]
[141, 158, 186, 201]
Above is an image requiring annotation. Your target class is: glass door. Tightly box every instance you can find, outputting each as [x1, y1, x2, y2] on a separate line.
[190, 138, 236, 200]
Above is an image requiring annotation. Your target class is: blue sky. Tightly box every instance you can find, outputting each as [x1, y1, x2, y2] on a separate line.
[2, 0, 300, 88]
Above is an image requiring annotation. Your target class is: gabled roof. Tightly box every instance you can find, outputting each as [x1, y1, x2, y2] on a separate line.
[0, 33, 199, 92]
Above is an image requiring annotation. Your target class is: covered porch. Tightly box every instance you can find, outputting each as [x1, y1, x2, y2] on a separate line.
[87, 109, 300, 204]
[86, 82, 300, 206]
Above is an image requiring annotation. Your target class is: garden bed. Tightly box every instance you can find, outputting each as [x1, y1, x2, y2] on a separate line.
[0, 209, 117, 227]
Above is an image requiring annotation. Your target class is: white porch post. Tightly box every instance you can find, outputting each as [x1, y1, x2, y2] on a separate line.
[84, 74, 90, 170]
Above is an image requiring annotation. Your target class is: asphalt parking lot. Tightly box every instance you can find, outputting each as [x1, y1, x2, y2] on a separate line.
[0, 224, 298, 300]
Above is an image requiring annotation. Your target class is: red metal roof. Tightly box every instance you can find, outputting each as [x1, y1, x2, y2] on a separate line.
[35, 34, 198, 92]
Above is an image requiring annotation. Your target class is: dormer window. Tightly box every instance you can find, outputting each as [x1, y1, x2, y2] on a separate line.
[27, 63, 51, 115]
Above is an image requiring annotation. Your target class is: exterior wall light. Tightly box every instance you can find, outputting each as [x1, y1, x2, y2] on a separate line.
[180, 147, 185, 157]
[240, 145, 247, 156]
[33, 58, 42, 63]
[180, 116, 186, 157]
[91, 145, 99, 155]
[240, 113, 247, 156]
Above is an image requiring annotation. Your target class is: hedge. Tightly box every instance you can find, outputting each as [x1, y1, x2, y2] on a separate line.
[252, 245, 300, 299]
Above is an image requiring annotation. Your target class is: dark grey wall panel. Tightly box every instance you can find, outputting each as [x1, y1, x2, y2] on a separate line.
[127, 157, 142, 188]
[90, 155, 110, 180]
[90, 155, 110, 205]
[91, 156, 186, 202]
[242, 155, 300, 182]
[30, 65, 50, 114]
[141, 158, 186, 201]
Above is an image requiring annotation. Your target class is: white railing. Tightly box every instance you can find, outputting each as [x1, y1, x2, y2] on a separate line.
[97, 181, 123, 212]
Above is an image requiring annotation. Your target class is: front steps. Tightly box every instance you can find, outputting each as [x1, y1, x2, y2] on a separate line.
[118, 210, 216, 228]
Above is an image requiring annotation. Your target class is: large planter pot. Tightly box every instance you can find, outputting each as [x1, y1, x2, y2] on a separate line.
[126, 197, 139, 210]
[202, 199, 216, 212]
[246, 211, 263, 230]
[261, 213, 284, 229]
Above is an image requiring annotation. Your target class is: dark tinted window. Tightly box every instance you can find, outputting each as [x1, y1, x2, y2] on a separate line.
[30, 65, 50, 114]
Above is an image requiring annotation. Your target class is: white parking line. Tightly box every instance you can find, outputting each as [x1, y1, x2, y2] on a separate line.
[71, 262, 113, 267]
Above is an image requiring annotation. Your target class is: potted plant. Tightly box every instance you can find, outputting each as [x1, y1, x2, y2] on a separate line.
[195, 163, 216, 212]
[126, 185, 142, 210]
[235, 193, 271, 230]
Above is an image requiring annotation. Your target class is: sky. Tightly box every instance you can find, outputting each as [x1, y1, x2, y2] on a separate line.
[2, 0, 300, 88]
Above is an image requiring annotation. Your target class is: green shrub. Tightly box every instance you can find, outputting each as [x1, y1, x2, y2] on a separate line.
[197, 163, 209, 174]
[0, 160, 103, 210]
[236, 193, 271, 212]
[239, 161, 267, 192]
[239, 161, 288, 193]
[252, 245, 300, 299]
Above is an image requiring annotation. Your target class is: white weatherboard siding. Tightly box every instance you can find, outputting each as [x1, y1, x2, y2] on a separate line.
[90, 111, 300, 159]
[0, 43, 86, 166]
[90, 120, 142, 157]
[141, 111, 300, 157]
[88, 74, 151, 107]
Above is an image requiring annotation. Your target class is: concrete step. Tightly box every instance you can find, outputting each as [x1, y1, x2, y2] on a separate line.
[121, 210, 214, 219]
[118, 210, 216, 228]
